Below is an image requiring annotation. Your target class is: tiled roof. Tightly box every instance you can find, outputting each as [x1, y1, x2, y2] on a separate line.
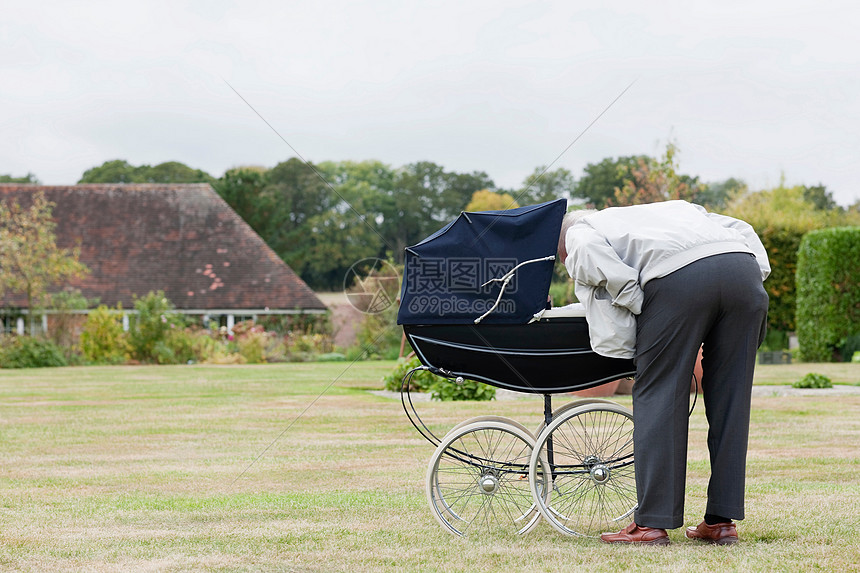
[0, 184, 326, 312]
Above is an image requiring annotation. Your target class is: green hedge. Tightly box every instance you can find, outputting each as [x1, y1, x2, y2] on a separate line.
[796, 227, 860, 361]
[758, 225, 809, 332]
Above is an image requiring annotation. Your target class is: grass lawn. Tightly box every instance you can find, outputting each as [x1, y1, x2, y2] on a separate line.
[0, 361, 858, 571]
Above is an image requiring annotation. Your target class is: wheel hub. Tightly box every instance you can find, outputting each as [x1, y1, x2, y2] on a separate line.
[590, 464, 610, 484]
[479, 473, 500, 494]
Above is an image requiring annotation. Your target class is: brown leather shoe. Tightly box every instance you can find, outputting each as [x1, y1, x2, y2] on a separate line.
[685, 521, 738, 545]
[600, 522, 670, 546]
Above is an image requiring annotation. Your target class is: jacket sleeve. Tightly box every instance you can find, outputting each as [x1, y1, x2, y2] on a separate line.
[566, 224, 644, 315]
[574, 282, 637, 359]
[695, 206, 772, 281]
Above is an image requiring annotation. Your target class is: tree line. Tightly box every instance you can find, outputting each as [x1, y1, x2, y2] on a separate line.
[3, 147, 856, 296]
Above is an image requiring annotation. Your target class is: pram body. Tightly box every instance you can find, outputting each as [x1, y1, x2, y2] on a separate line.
[396, 199, 638, 537]
[404, 316, 633, 394]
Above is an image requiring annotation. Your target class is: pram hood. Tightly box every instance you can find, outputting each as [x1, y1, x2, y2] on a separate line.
[397, 198, 567, 325]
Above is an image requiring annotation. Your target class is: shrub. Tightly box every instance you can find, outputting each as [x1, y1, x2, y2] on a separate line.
[0, 336, 68, 368]
[549, 277, 577, 307]
[283, 331, 333, 362]
[383, 357, 436, 392]
[236, 327, 269, 364]
[287, 332, 327, 353]
[152, 328, 197, 365]
[317, 352, 346, 362]
[152, 340, 177, 365]
[190, 330, 219, 363]
[127, 291, 183, 362]
[796, 227, 860, 361]
[252, 314, 333, 362]
[206, 350, 246, 365]
[353, 302, 402, 360]
[80, 305, 129, 364]
[382, 356, 496, 401]
[257, 313, 332, 337]
[431, 378, 496, 402]
[792, 373, 833, 389]
[48, 288, 93, 359]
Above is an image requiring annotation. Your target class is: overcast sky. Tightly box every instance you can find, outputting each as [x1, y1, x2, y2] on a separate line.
[3, 1, 859, 206]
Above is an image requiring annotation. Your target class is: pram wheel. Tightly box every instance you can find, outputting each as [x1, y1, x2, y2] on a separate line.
[444, 415, 533, 441]
[426, 419, 550, 536]
[529, 403, 636, 537]
[532, 397, 618, 437]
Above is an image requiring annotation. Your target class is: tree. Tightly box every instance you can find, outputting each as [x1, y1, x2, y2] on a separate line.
[699, 177, 747, 211]
[368, 160, 433, 261]
[380, 161, 479, 261]
[440, 169, 496, 218]
[300, 209, 381, 290]
[611, 142, 703, 206]
[78, 160, 141, 183]
[78, 160, 214, 184]
[214, 167, 271, 236]
[142, 161, 215, 184]
[465, 189, 520, 211]
[573, 155, 646, 208]
[327, 160, 495, 264]
[0, 173, 40, 184]
[277, 159, 378, 288]
[517, 166, 574, 205]
[0, 192, 89, 333]
[802, 184, 839, 211]
[215, 159, 380, 290]
[215, 158, 498, 288]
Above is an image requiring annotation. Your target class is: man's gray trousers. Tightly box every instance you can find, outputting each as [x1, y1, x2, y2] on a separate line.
[632, 252, 769, 530]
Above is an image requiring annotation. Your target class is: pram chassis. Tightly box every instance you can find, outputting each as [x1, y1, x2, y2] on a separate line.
[401, 316, 638, 538]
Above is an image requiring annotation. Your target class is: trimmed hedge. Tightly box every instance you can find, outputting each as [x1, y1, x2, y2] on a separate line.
[757, 225, 810, 332]
[796, 227, 860, 361]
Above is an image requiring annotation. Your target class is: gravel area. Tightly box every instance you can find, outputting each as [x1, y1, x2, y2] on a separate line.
[750, 384, 860, 397]
[371, 385, 860, 401]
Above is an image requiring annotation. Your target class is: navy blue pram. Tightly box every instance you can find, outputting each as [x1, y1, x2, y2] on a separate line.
[397, 199, 638, 539]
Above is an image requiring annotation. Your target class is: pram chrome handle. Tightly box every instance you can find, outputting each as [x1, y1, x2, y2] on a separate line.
[474, 255, 556, 324]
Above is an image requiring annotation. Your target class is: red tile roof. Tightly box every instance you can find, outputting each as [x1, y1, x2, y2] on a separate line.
[0, 184, 326, 312]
